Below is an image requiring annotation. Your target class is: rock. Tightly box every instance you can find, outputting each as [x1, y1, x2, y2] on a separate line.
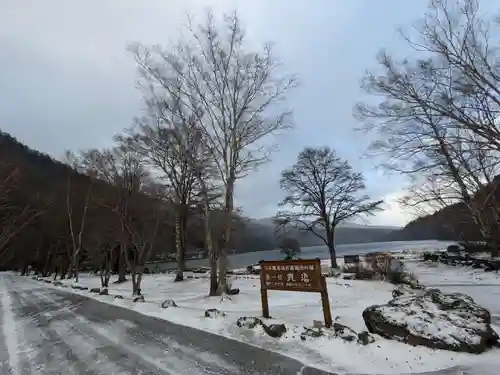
[44, 280, 52, 284]
[263, 323, 287, 338]
[329, 268, 342, 277]
[133, 295, 145, 303]
[53, 281, 63, 286]
[204, 308, 225, 318]
[236, 316, 263, 329]
[114, 295, 124, 299]
[333, 322, 357, 342]
[90, 287, 101, 293]
[363, 288, 498, 353]
[312, 320, 324, 329]
[357, 331, 375, 345]
[191, 268, 208, 274]
[99, 288, 109, 295]
[161, 299, 178, 308]
[227, 288, 240, 295]
[300, 327, 324, 341]
[343, 274, 356, 280]
[423, 252, 440, 262]
[246, 264, 260, 274]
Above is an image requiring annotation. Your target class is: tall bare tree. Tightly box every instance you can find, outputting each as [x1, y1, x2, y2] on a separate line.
[276, 147, 383, 269]
[129, 10, 297, 294]
[355, 0, 500, 255]
[63, 151, 93, 283]
[122, 115, 201, 282]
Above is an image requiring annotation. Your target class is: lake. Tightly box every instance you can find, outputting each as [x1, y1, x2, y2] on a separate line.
[151, 240, 454, 271]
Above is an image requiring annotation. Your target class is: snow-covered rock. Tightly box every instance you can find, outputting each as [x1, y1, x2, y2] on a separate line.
[357, 331, 376, 345]
[392, 284, 417, 299]
[204, 308, 225, 318]
[363, 288, 499, 353]
[333, 322, 357, 342]
[236, 316, 263, 329]
[161, 299, 177, 308]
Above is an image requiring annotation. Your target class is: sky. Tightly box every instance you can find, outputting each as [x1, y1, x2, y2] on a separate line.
[0, 0, 441, 227]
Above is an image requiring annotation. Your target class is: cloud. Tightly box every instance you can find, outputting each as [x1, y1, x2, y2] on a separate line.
[369, 190, 414, 227]
[0, 0, 431, 227]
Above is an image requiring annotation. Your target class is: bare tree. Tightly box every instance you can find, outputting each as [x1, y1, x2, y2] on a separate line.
[63, 151, 93, 283]
[80, 145, 150, 287]
[276, 147, 383, 269]
[122, 115, 200, 282]
[129, 10, 297, 294]
[84, 204, 118, 288]
[355, 0, 500, 255]
[123, 191, 161, 295]
[0, 163, 45, 261]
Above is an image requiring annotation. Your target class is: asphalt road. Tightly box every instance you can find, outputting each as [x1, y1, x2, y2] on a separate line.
[0, 274, 333, 375]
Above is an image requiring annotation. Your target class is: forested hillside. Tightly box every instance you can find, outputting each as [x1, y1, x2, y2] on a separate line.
[384, 180, 500, 243]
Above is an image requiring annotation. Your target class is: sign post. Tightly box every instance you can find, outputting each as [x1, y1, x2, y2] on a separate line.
[259, 258, 332, 328]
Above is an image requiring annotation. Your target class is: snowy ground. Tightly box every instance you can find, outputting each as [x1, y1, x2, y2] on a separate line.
[406, 260, 500, 326]
[31, 254, 500, 375]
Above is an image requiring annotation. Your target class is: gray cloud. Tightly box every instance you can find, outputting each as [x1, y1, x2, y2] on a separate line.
[0, 0, 432, 225]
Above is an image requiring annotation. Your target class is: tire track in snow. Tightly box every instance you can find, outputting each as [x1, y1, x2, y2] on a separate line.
[12, 287, 102, 375]
[22, 286, 153, 374]
[0, 276, 20, 375]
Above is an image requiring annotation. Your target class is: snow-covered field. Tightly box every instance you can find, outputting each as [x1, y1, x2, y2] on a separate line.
[34, 253, 500, 375]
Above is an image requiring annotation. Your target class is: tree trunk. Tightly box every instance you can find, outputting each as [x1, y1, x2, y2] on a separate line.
[102, 250, 112, 288]
[199, 180, 217, 296]
[43, 251, 52, 277]
[174, 213, 185, 282]
[72, 254, 80, 283]
[216, 178, 235, 295]
[131, 266, 142, 296]
[117, 244, 127, 283]
[209, 253, 218, 296]
[327, 227, 338, 269]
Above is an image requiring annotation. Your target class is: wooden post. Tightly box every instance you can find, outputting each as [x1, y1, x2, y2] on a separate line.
[320, 276, 332, 328]
[261, 288, 270, 318]
[260, 265, 270, 318]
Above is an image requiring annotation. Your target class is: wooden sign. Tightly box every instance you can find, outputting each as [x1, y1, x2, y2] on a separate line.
[259, 258, 332, 328]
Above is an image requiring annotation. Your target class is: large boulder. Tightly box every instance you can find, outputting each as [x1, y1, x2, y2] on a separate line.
[363, 288, 498, 353]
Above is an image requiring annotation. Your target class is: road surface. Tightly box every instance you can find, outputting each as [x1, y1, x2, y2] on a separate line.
[0, 274, 332, 375]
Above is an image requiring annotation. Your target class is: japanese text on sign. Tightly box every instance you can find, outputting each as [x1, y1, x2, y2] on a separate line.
[260, 259, 323, 292]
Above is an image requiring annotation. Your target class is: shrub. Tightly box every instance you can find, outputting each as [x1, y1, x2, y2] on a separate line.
[279, 237, 301, 260]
